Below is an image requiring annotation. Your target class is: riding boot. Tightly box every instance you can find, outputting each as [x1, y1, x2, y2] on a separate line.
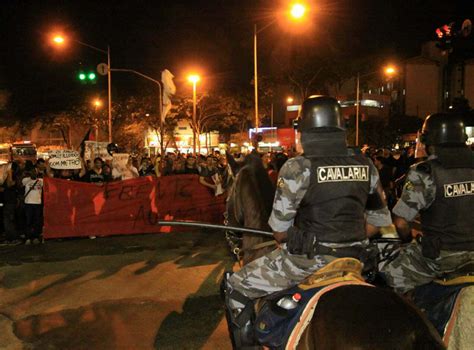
[221, 271, 259, 349]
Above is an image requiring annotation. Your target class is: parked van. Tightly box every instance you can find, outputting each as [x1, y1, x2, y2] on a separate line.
[11, 142, 37, 163]
[0, 143, 11, 164]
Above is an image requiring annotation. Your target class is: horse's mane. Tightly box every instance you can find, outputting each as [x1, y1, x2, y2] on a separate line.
[242, 153, 275, 217]
[227, 152, 275, 231]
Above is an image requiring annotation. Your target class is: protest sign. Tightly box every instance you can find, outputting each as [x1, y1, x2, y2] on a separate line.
[43, 175, 226, 238]
[49, 150, 82, 170]
[84, 141, 112, 161]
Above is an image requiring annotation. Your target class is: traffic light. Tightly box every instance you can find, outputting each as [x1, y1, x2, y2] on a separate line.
[77, 71, 97, 84]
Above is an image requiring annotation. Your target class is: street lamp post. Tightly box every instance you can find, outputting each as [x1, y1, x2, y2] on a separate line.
[92, 98, 103, 142]
[107, 46, 112, 144]
[110, 68, 163, 154]
[355, 72, 361, 147]
[254, 24, 259, 132]
[51, 35, 113, 143]
[355, 65, 397, 146]
[253, 2, 307, 131]
[188, 75, 200, 155]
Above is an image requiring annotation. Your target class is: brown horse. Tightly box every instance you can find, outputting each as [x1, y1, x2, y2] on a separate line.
[226, 152, 276, 265]
[225, 154, 445, 350]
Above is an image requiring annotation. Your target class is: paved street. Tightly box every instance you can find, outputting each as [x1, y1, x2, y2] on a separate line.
[0, 231, 235, 350]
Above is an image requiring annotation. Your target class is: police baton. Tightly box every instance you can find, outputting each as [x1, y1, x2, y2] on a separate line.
[157, 220, 273, 237]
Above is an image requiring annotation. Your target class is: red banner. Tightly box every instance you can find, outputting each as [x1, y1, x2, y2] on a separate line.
[43, 175, 226, 238]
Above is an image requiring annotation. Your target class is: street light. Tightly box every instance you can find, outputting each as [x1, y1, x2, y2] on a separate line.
[52, 35, 65, 45]
[254, 2, 308, 131]
[187, 74, 200, 154]
[92, 98, 103, 108]
[50, 33, 113, 143]
[384, 65, 397, 76]
[91, 98, 103, 141]
[290, 3, 306, 19]
[355, 65, 398, 146]
[287, 96, 294, 104]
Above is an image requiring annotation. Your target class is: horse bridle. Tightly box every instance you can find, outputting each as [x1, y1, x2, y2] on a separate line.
[224, 186, 277, 263]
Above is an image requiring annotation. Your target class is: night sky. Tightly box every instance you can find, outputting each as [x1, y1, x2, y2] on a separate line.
[1, 0, 472, 119]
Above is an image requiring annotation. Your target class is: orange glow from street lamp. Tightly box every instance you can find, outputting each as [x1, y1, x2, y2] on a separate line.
[187, 74, 200, 84]
[287, 97, 294, 104]
[384, 66, 397, 76]
[52, 35, 65, 45]
[290, 3, 306, 20]
[92, 99, 103, 108]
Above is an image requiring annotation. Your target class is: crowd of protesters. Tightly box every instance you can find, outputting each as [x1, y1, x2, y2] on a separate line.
[0, 150, 290, 246]
[363, 145, 417, 209]
[0, 144, 417, 246]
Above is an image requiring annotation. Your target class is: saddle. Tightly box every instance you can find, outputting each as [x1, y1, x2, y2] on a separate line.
[413, 261, 474, 339]
[434, 261, 474, 286]
[299, 257, 365, 290]
[254, 258, 369, 349]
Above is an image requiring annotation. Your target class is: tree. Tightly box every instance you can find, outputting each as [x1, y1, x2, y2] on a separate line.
[38, 95, 157, 150]
[176, 92, 252, 153]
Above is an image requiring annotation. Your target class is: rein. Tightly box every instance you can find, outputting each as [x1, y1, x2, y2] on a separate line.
[225, 178, 277, 264]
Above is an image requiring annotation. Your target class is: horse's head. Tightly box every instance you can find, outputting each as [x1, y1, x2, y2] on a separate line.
[226, 153, 275, 230]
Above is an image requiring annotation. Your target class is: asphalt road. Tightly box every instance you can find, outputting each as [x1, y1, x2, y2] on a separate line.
[0, 231, 235, 350]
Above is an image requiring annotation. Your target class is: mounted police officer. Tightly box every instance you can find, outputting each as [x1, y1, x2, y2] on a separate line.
[223, 95, 392, 348]
[382, 113, 474, 294]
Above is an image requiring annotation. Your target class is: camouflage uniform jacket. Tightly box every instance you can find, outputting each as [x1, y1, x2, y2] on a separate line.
[391, 155, 437, 222]
[228, 155, 392, 302]
[382, 155, 474, 293]
[268, 155, 392, 237]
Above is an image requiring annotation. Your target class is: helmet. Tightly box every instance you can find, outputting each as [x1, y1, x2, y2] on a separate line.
[295, 95, 345, 132]
[420, 113, 467, 145]
[107, 143, 119, 156]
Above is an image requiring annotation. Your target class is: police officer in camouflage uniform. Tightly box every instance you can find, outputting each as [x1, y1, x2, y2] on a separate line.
[223, 96, 392, 348]
[381, 113, 474, 294]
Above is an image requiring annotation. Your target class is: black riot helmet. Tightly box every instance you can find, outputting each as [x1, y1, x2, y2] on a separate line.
[107, 143, 119, 156]
[294, 95, 345, 133]
[420, 113, 467, 146]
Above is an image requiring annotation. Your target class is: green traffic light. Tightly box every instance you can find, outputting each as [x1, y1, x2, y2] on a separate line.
[78, 73, 86, 80]
[88, 72, 96, 80]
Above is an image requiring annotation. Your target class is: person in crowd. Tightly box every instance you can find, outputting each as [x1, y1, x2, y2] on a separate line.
[139, 157, 155, 176]
[373, 156, 396, 209]
[390, 149, 410, 199]
[154, 154, 162, 177]
[172, 155, 186, 174]
[382, 112, 474, 294]
[406, 145, 416, 167]
[197, 154, 207, 169]
[198, 155, 223, 195]
[224, 96, 392, 346]
[53, 169, 80, 180]
[112, 156, 139, 180]
[22, 163, 45, 245]
[35, 158, 50, 177]
[161, 153, 174, 176]
[82, 157, 108, 183]
[217, 155, 233, 189]
[1, 166, 20, 244]
[391, 150, 407, 180]
[102, 163, 112, 180]
[225, 151, 242, 176]
[184, 155, 199, 174]
[261, 153, 272, 170]
[267, 152, 289, 186]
